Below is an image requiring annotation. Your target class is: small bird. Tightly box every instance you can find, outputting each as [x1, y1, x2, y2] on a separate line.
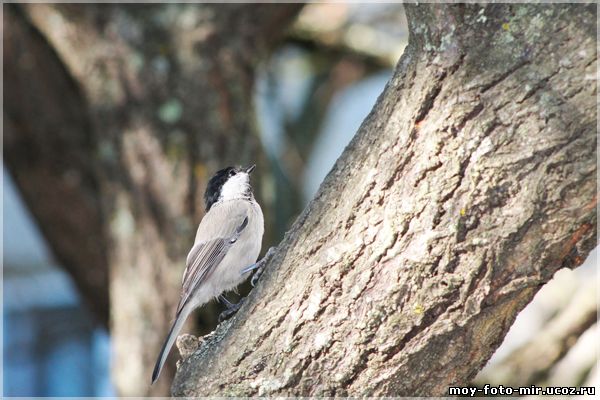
[151, 164, 264, 384]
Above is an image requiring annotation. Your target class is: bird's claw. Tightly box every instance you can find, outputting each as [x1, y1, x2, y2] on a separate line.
[250, 266, 264, 287]
[218, 297, 244, 323]
[251, 247, 275, 287]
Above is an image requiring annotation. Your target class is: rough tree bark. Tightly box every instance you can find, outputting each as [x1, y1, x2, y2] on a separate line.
[172, 4, 596, 396]
[4, 3, 302, 396]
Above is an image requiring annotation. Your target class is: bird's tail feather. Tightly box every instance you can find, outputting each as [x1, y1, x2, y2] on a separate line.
[151, 305, 192, 384]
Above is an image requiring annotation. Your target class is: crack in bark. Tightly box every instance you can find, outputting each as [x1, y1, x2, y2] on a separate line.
[414, 71, 447, 124]
[479, 60, 530, 93]
[377, 294, 460, 365]
[516, 68, 561, 104]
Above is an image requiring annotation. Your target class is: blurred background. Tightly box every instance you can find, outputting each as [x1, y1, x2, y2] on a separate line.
[2, 3, 597, 396]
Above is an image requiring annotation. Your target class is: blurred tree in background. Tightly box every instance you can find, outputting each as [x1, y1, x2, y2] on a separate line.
[3, 2, 597, 397]
[5, 3, 301, 396]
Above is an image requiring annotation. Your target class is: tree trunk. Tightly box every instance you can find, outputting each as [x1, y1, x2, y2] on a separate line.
[4, 3, 302, 396]
[172, 4, 596, 396]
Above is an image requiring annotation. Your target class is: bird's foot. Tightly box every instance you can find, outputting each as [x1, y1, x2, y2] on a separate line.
[241, 247, 276, 287]
[218, 296, 245, 323]
[250, 266, 264, 287]
[218, 294, 235, 308]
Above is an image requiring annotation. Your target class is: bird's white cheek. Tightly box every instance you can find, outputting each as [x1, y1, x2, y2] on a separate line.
[221, 175, 249, 200]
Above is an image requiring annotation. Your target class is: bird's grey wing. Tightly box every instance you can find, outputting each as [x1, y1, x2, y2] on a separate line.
[176, 215, 248, 314]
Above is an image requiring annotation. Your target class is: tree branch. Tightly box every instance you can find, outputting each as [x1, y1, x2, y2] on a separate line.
[475, 280, 597, 387]
[173, 4, 596, 396]
[4, 5, 110, 325]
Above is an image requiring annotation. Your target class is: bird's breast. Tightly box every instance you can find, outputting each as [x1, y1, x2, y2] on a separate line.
[214, 200, 264, 291]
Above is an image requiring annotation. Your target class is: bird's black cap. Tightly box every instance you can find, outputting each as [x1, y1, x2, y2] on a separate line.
[204, 165, 254, 211]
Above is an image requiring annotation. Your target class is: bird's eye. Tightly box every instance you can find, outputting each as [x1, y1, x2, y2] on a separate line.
[229, 170, 236, 177]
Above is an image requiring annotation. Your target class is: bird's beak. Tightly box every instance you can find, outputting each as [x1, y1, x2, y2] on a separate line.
[246, 164, 256, 174]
